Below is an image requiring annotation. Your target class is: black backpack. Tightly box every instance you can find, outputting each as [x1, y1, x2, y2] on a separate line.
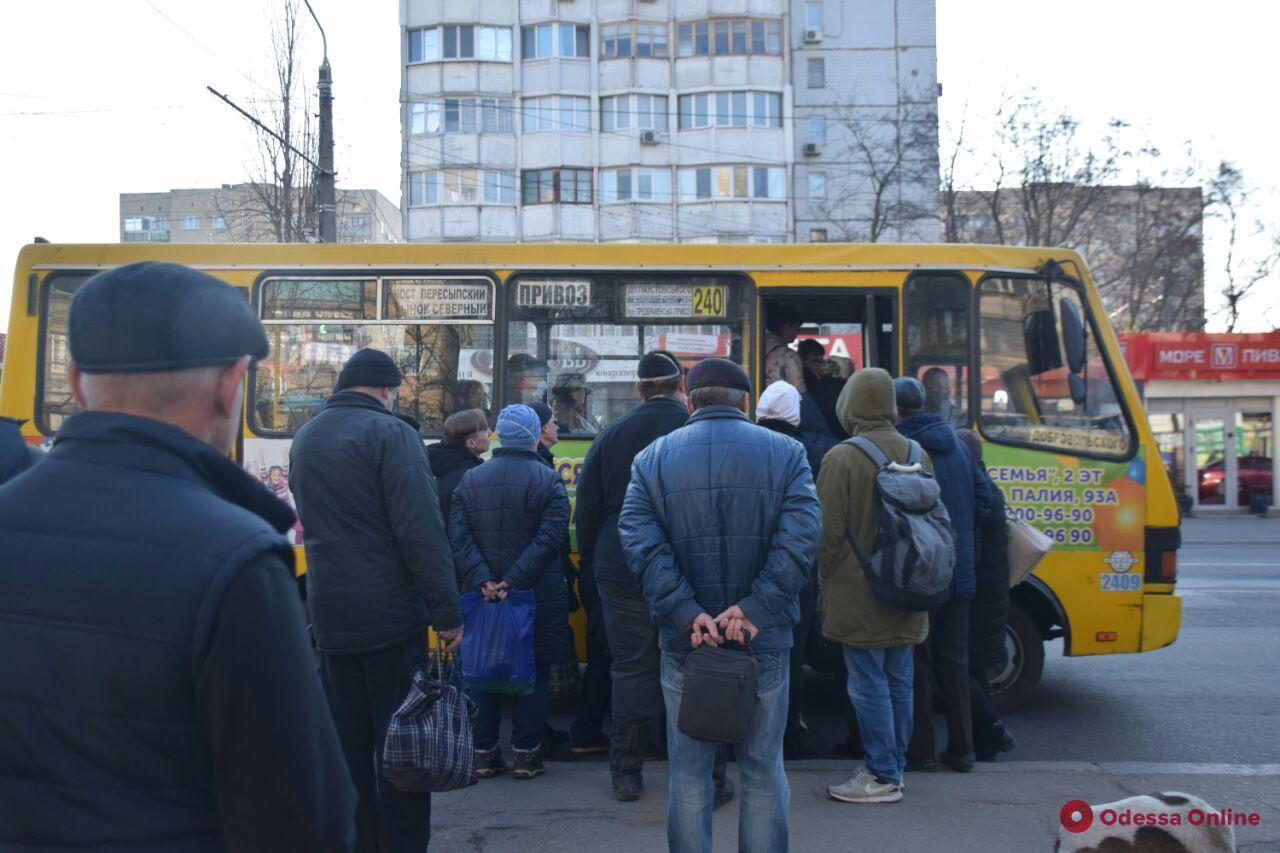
[843, 436, 956, 612]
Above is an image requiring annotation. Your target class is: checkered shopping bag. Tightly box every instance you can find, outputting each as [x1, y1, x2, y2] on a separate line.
[380, 642, 479, 793]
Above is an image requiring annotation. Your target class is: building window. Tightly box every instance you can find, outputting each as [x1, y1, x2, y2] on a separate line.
[677, 165, 785, 201]
[676, 18, 782, 57]
[600, 168, 672, 203]
[179, 215, 201, 230]
[343, 213, 372, 238]
[522, 95, 590, 132]
[601, 94, 667, 131]
[409, 170, 516, 206]
[808, 116, 826, 145]
[805, 1, 823, 31]
[677, 91, 780, 130]
[521, 168, 593, 204]
[807, 57, 825, 88]
[408, 25, 511, 62]
[410, 98, 513, 134]
[809, 228, 828, 242]
[809, 172, 826, 200]
[212, 215, 226, 230]
[601, 21, 668, 58]
[522, 23, 590, 59]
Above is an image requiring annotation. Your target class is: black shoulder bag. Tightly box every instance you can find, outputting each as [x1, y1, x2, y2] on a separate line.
[673, 635, 758, 745]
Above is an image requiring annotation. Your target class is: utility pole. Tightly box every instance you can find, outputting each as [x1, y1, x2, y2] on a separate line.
[304, 0, 336, 242]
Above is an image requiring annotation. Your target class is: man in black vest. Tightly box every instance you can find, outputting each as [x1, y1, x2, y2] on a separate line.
[575, 351, 733, 807]
[290, 347, 462, 853]
[0, 261, 356, 851]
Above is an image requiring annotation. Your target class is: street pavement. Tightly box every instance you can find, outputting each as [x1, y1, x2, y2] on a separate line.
[434, 516, 1280, 851]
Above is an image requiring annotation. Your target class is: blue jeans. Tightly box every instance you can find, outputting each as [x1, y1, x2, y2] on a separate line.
[471, 663, 550, 751]
[842, 645, 913, 784]
[661, 650, 790, 853]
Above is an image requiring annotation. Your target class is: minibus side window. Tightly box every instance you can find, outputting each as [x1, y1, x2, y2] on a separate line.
[38, 275, 92, 433]
[253, 277, 496, 435]
[979, 276, 1132, 457]
[905, 274, 969, 427]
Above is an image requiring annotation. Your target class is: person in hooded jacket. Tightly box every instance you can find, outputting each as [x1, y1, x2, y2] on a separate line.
[894, 377, 992, 774]
[956, 429, 1017, 762]
[427, 408, 490, 532]
[817, 369, 933, 804]
[0, 416, 44, 486]
[450, 404, 572, 781]
[756, 380, 821, 758]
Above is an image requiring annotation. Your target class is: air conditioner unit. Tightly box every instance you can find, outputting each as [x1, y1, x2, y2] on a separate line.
[640, 129, 662, 145]
[804, 28, 822, 43]
[803, 142, 821, 156]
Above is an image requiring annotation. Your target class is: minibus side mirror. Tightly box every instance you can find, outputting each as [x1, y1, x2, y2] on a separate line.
[1060, 298, 1087, 376]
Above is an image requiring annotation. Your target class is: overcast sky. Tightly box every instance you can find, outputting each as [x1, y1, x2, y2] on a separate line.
[1, 0, 1276, 330]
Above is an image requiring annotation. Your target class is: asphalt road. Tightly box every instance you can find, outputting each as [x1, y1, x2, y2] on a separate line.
[549, 517, 1280, 766]
[454, 518, 1280, 851]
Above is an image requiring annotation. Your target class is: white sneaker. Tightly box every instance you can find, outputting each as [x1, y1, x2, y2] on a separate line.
[827, 767, 904, 804]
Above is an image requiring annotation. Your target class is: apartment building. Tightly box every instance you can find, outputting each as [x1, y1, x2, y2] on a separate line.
[400, 0, 939, 243]
[119, 185, 402, 244]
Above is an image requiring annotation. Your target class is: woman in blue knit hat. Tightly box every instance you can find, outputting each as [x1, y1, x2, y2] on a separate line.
[448, 404, 573, 780]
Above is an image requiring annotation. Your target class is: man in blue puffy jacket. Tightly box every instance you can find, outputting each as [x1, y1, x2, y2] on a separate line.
[893, 376, 992, 774]
[620, 357, 822, 853]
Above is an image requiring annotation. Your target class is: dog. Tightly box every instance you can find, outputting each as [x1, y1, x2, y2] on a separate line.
[1056, 792, 1237, 852]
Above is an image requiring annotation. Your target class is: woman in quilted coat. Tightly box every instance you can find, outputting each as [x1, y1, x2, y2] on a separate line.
[450, 404, 571, 780]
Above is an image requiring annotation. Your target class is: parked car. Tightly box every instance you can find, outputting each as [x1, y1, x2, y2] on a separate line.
[1198, 455, 1272, 505]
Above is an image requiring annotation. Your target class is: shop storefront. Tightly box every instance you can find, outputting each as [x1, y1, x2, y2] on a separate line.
[1121, 333, 1280, 513]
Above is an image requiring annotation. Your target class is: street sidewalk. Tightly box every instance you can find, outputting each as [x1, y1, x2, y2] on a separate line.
[431, 760, 1280, 852]
[1181, 514, 1280, 544]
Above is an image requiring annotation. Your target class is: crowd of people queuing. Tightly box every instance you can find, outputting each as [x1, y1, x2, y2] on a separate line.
[0, 267, 1016, 853]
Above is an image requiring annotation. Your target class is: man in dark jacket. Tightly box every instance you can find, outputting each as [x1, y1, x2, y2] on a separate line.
[620, 357, 822, 853]
[797, 339, 848, 439]
[0, 262, 355, 851]
[427, 407, 489, 522]
[450, 404, 571, 780]
[957, 429, 1016, 762]
[756, 380, 820, 758]
[0, 415, 44, 485]
[574, 351, 691, 801]
[290, 347, 461, 852]
[894, 377, 992, 774]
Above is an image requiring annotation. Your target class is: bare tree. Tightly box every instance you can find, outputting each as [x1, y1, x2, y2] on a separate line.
[945, 93, 1208, 331]
[1205, 161, 1280, 332]
[217, 0, 317, 243]
[808, 88, 939, 242]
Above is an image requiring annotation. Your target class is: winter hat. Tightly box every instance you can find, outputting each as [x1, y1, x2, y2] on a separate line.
[528, 401, 554, 428]
[637, 350, 683, 380]
[757, 380, 801, 426]
[495, 404, 541, 448]
[70, 261, 268, 373]
[686, 357, 751, 392]
[893, 376, 926, 415]
[335, 348, 402, 391]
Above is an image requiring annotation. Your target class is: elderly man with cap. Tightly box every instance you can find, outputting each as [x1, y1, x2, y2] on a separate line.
[575, 351, 712, 802]
[449, 404, 572, 781]
[0, 262, 355, 851]
[620, 357, 822, 853]
[893, 376, 991, 776]
[290, 346, 461, 852]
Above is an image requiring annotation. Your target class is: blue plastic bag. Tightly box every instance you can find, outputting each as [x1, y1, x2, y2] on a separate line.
[459, 589, 537, 695]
